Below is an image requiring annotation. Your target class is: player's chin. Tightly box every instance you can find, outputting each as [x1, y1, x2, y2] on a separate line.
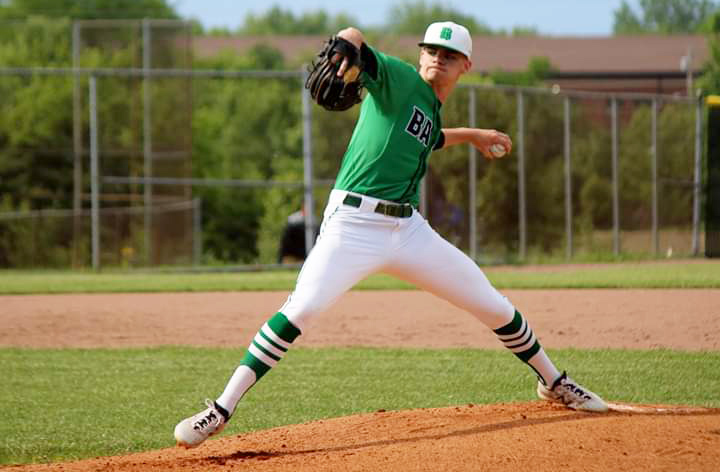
[423, 69, 445, 83]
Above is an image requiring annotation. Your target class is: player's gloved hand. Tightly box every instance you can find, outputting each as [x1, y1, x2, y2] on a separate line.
[305, 36, 364, 111]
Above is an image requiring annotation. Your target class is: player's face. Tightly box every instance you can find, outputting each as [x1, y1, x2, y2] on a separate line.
[419, 46, 471, 85]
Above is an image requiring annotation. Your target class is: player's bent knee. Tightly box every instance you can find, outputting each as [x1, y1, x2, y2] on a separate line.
[466, 298, 515, 330]
[280, 300, 331, 332]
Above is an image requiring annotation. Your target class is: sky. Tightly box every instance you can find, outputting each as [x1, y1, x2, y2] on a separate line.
[171, 0, 641, 36]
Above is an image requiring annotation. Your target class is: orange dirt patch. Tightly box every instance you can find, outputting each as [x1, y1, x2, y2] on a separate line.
[2, 289, 720, 471]
[9, 403, 720, 472]
[1, 289, 719, 350]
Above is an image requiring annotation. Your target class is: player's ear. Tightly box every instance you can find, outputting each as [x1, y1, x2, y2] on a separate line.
[462, 58, 472, 74]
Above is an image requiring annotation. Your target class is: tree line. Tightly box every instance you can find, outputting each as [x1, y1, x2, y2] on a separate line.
[0, 0, 719, 267]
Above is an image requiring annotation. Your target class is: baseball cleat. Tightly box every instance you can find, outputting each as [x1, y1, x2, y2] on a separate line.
[537, 371, 608, 412]
[174, 399, 227, 448]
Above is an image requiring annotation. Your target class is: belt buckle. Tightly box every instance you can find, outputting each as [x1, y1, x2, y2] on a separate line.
[374, 201, 412, 217]
[375, 202, 389, 216]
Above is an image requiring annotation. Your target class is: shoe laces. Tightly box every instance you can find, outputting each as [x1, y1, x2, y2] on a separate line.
[192, 399, 223, 432]
[556, 377, 592, 403]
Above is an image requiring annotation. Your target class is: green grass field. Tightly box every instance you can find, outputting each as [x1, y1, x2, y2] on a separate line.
[1, 347, 719, 465]
[1, 261, 719, 294]
[1, 261, 719, 465]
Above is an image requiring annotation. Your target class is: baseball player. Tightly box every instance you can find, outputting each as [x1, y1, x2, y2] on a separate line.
[174, 21, 608, 448]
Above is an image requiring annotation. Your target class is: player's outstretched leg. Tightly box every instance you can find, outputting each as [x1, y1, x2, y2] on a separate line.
[388, 219, 607, 413]
[174, 203, 386, 447]
[536, 371, 608, 412]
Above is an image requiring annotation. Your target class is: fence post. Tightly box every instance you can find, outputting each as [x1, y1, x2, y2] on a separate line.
[72, 22, 83, 267]
[301, 68, 315, 257]
[142, 18, 154, 266]
[651, 98, 659, 256]
[516, 89, 527, 261]
[563, 95, 573, 260]
[193, 197, 202, 266]
[611, 97, 620, 255]
[468, 86, 477, 261]
[89, 75, 100, 271]
[692, 95, 703, 255]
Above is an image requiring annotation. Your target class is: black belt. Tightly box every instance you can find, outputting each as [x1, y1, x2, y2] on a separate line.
[343, 194, 413, 218]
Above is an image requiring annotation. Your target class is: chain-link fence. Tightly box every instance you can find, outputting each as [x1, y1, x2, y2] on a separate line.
[431, 85, 704, 263]
[0, 20, 707, 270]
[0, 200, 199, 268]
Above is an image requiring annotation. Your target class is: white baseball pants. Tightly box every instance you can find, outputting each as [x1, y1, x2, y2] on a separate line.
[279, 189, 515, 333]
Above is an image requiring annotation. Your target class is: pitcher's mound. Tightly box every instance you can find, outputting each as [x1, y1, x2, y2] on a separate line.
[15, 402, 720, 471]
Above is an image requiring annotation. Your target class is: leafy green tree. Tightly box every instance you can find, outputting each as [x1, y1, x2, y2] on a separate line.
[507, 26, 539, 37]
[387, 0, 492, 35]
[0, 16, 152, 267]
[191, 47, 302, 263]
[205, 26, 233, 36]
[0, 17, 74, 212]
[613, 0, 719, 34]
[239, 5, 358, 35]
[0, 0, 177, 20]
[700, 12, 720, 93]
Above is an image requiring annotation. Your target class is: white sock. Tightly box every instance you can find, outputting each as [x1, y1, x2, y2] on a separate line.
[528, 348, 561, 386]
[215, 365, 257, 416]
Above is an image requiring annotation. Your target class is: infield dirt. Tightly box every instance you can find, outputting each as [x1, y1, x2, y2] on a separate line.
[2, 289, 720, 471]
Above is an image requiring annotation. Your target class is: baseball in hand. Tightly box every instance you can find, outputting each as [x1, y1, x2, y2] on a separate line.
[490, 144, 506, 158]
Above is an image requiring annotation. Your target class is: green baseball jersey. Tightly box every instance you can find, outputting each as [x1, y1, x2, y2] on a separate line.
[333, 45, 442, 206]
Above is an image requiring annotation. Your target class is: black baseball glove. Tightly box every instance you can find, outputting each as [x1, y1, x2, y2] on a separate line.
[305, 36, 364, 111]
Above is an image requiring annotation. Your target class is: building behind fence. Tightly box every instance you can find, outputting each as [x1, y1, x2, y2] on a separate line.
[0, 20, 708, 269]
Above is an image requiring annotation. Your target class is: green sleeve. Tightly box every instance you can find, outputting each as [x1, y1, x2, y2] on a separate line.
[361, 45, 419, 110]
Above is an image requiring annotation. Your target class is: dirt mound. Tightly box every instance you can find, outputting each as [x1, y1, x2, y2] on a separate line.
[11, 402, 720, 472]
[3, 289, 719, 470]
